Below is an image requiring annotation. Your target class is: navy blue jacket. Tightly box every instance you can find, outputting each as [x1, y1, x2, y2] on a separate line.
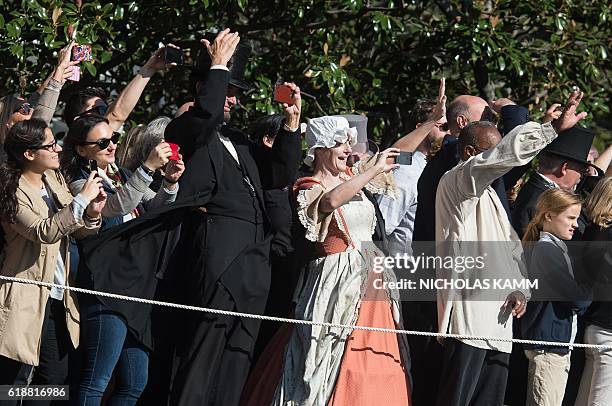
[520, 239, 591, 354]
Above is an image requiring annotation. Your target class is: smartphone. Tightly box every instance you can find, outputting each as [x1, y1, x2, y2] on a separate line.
[72, 45, 93, 62]
[164, 47, 184, 65]
[396, 151, 413, 165]
[87, 159, 99, 175]
[168, 142, 180, 161]
[66, 66, 81, 82]
[274, 84, 294, 105]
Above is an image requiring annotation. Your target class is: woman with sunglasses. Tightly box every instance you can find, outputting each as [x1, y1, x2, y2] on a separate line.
[0, 119, 105, 405]
[60, 114, 184, 405]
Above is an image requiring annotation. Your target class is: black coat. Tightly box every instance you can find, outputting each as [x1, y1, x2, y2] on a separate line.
[511, 174, 588, 239]
[163, 69, 301, 406]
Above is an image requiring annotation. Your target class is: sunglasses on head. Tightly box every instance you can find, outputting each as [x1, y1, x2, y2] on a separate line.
[77, 100, 109, 119]
[80, 132, 121, 150]
[13, 102, 32, 115]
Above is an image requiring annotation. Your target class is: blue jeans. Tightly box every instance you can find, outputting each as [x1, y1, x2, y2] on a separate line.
[73, 298, 149, 406]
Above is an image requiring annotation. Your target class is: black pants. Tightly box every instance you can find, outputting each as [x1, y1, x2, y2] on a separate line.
[0, 298, 71, 406]
[435, 338, 510, 406]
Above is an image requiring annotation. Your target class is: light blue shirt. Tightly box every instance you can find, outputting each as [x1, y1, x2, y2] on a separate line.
[377, 151, 427, 256]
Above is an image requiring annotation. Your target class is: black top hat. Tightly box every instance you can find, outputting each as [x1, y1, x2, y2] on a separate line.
[190, 32, 252, 91]
[541, 125, 596, 166]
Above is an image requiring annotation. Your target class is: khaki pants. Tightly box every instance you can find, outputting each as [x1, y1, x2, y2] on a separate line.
[575, 324, 612, 406]
[525, 349, 571, 406]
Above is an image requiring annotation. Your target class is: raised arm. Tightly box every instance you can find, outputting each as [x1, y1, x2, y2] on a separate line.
[319, 148, 399, 213]
[105, 45, 178, 131]
[460, 91, 587, 197]
[392, 78, 446, 152]
[32, 42, 80, 124]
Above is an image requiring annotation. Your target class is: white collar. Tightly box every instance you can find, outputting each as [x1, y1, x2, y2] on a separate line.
[539, 231, 568, 254]
[537, 172, 560, 189]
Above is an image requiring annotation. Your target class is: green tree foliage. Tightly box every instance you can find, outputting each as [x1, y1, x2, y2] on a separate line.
[1, 0, 610, 146]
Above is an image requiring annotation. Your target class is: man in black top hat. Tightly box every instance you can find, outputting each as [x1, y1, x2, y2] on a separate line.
[512, 125, 598, 239]
[162, 29, 302, 406]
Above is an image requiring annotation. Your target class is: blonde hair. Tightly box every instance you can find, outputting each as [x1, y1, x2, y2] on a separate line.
[586, 177, 612, 228]
[523, 188, 582, 242]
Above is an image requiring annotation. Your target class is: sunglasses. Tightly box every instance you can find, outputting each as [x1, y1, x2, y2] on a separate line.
[80, 132, 121, 149]
[31, 139, 59, 151]
[13, 102, 32, 115]
[81, 103, 108, 117]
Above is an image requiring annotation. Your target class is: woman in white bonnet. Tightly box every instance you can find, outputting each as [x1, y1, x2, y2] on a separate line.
[266, 115, 412, 405]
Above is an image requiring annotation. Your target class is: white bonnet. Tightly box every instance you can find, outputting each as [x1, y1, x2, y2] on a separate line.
[303, 116, 358, 167]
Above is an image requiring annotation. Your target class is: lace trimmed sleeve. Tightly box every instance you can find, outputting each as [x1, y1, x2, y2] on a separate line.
[352, 155, 397, 198]
[295, 183, 337, 242]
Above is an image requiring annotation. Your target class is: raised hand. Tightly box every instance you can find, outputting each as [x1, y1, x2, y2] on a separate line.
[79, 171, 105, 202]
[143, 44, 181, 72]
[374, 147, 400, 174]
[543, 103, 562, 123]
[204, 28, 240, 67]
[144, 141, 172, 171]
[489, 97, 516, 114]
[52, 41, 79, 83]
[281, 82, 301, 129]
[86, 189, 107, 219]
[552, 90, 588, 133]
[431, 77, 447, 122]
[164, 155, 185, 185]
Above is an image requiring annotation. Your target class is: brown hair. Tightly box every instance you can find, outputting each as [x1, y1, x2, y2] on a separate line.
[586, 177, 612, 228]
[523, 188, 582, 242]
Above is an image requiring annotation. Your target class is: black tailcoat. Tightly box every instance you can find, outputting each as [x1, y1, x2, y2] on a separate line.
[163, 70, 301, 406]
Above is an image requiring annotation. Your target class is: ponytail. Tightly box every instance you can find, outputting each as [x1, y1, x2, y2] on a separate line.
[523, 217, 544, 242]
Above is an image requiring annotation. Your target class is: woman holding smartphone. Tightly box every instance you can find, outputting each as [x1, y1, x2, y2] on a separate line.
[0, 119, 105, 405]
[60, 114, 184, 405]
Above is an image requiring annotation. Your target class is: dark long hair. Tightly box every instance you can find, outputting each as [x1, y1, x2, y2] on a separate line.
[0, 119, 48, 223]
[61, 114, 109, 182]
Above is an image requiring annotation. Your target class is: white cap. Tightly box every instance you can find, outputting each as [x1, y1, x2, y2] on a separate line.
[304, 116, 358, 167]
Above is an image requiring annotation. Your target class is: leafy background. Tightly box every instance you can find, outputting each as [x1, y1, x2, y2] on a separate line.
[1, 0, 610, 148]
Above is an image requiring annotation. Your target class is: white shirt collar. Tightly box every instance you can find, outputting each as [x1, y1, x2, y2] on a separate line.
[537, 172, 560, 189]
[539, 231, 568, 253]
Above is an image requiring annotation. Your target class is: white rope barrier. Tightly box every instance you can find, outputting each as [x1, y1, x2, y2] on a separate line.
[1, 274, 611, 351]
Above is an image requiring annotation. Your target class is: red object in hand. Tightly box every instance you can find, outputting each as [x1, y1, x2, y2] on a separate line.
[168, 143, 180, 161]
[274, 84, 294, 105]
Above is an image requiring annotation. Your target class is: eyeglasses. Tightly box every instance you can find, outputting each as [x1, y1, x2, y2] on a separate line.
[30, 139, 59, 151]
[13, 102, 32, 115]
[80, 132, 121, 149]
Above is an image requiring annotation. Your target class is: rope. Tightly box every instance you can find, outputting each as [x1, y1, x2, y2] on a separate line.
[1, 274, 611, 351]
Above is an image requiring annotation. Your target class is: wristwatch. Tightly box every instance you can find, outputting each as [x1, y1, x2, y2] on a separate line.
[140, 163, 155, 177]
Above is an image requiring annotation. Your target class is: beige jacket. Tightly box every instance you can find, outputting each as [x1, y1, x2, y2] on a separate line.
[0, 170, 99, 365]
[435, 122, 558, 353]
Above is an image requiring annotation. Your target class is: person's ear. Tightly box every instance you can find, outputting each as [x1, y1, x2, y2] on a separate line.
[560, 161, 569, 176]
[262, 135, 274, 148]
[457, 115, 469, 130]
[23, 149, 37, 162]
[75, 145, 87, 158]
[544, 212, 553, 222]
[464, 145, 475, 158]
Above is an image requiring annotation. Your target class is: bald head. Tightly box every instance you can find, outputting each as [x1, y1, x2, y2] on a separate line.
[458, 121, 501, 161]
[446, 95, 493, 135]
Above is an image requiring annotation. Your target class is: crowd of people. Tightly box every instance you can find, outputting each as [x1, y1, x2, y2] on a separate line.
[1, 27, 611, 406]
